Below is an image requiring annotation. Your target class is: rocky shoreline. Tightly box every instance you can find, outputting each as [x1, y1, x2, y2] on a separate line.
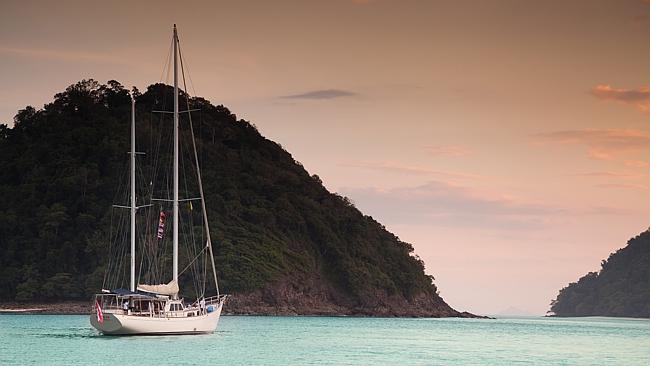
[224, 282, 486, 318]
[0, 276, 490, 318]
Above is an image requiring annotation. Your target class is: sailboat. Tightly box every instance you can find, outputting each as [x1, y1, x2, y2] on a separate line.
[90, 25, 227, 335]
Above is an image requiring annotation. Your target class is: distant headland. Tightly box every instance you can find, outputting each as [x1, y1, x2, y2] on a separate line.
[550, 229, 650, 318]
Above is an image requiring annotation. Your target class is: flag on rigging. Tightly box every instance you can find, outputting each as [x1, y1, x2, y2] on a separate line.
[95, 299, 104, 324]
[157, 211, 166, 239]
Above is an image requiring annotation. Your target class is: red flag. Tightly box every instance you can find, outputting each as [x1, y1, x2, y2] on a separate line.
[95, 299, 104, 324]
[157, 211, 166, 240]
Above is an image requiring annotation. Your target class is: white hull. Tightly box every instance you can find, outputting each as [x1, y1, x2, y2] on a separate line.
[90, 302, 223, 335]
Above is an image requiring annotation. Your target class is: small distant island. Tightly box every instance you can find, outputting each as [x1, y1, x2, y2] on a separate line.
[550, 229, 650, 318]
[0, 80, 476, 318]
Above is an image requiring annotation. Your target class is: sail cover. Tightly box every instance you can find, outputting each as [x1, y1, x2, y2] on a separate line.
[112, 288, 155, 298]
[137, 280, 179, 296]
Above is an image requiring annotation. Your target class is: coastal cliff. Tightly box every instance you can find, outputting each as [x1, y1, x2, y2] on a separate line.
[0, 80, 467, 317]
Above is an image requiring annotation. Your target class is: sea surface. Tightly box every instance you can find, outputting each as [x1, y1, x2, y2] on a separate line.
[1, 314, 649, 365]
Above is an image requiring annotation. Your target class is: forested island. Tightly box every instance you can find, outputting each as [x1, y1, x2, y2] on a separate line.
[0, 80, 469, 317]
[550, 229, 650, 318]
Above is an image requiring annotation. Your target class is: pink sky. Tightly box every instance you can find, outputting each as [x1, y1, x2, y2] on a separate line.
[2, 0, 650, 315]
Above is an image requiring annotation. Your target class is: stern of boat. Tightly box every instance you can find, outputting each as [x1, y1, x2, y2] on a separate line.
[90, 310, 124, 334]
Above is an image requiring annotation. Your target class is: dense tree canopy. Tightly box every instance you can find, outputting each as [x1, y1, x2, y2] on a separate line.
[0, 80, 440, 309]
[550, 230, 650, 318]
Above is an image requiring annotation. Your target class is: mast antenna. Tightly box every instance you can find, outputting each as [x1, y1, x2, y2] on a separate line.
[130, 92, 136, 291]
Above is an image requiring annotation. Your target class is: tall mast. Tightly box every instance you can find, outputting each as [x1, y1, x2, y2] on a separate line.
[172, 24, 179, 289]
[130, 95, 136, 292]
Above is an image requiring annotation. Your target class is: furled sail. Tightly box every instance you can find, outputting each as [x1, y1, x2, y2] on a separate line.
[137, 280, 179, 296]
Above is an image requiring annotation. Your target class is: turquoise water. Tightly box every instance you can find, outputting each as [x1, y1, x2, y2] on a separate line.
[1, 315, 649, 365]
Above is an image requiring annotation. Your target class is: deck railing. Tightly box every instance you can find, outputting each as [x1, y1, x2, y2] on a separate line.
[91, 293, 227, 317]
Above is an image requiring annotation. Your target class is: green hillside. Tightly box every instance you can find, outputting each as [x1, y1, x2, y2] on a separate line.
[0, 80, 458, 316]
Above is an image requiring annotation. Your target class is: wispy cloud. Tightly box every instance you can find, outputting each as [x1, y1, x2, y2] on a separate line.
[280, 89, 357, 100]
[342, 181, 631, 232]
[574, 171, 646, 179]
[625, 160, 650, 168]
[574, 171, 648, 191]
[340, 181, 564, 230]
[424, 145, 472, 157]
[534, 129, 650, 161]
[580, 206, 635, 215]
[591, 85, 650, 112]
[596, 183, 650, 191]
[340, 160, 482, 180]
